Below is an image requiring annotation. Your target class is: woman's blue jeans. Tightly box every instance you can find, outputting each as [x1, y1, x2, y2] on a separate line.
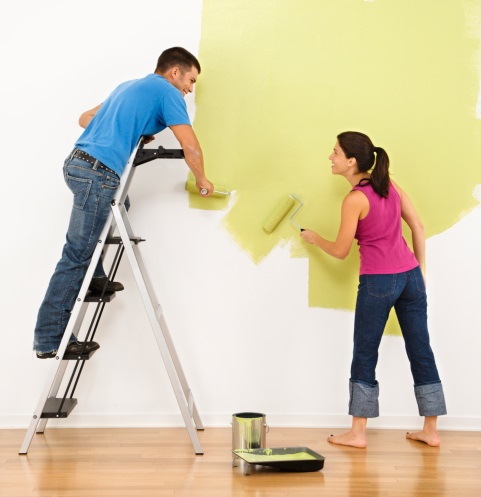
[33, 154, 121, 353]
[349, 266, 447, 418]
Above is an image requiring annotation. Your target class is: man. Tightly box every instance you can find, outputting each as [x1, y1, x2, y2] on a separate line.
[34, 47, 214, 358]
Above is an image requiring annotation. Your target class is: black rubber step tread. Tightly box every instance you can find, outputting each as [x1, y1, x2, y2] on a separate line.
[41, 398, 78, 418]
[105, 236, 145, 244]
[85, 290, 116, 302]
[63, 347, 98, 361]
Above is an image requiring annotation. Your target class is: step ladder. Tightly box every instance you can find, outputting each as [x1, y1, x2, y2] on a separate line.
[20, 142, 204, 455]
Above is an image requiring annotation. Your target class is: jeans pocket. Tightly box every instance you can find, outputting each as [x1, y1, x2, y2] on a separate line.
[412, 266, 426, 293]
[101, 174, 120, 191]
[65, 171, 92, 209]
[366, 274, 396, 298]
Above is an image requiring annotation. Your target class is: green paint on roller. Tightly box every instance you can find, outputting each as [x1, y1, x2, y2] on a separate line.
[263, 196, 295, 233]
[185, 179, 230, 198]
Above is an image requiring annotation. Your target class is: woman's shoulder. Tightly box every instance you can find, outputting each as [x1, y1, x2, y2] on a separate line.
[345, 188, 370, 208]
[390, 180, 404, 199]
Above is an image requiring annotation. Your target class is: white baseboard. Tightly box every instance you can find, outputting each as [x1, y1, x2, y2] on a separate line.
[2, 413, 480, 431]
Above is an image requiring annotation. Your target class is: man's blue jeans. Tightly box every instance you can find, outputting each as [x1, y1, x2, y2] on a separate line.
[349, 266, 447, 418]
[33, 154, 121, 353]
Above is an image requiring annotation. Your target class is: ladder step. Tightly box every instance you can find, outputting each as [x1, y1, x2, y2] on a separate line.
[41, 398, 78, 418]
[85, 290, 116, 302]
[63, 347, 98, 361]
[106, 235, 145, 245]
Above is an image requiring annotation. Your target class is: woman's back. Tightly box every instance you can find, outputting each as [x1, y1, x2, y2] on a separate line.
[352, 182, 418, 275]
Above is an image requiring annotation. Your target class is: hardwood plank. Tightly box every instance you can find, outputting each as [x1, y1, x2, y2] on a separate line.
[0, 428, 480, 497]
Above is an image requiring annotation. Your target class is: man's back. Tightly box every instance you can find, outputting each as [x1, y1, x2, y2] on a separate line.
[75, 74, 191, 175]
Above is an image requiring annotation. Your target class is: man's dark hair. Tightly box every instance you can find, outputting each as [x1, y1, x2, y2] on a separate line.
[155, 47, 201, 74]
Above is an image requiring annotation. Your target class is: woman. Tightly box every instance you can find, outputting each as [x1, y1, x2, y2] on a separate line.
[301, 131, 446, 448]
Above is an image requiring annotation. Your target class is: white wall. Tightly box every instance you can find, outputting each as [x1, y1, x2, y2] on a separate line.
[1, 0, 480, 432]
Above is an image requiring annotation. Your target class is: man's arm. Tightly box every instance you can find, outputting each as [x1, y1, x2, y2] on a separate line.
[170, 124, 214, 196]
[79, 104, 102, 129]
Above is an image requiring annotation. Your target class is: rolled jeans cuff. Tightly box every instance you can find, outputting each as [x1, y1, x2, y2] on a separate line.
[414, 383, 447, 417]
[349, 380, 379, 418]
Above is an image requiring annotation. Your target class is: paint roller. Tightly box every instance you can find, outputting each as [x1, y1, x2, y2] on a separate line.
[263, 194, 304, 233]
[185, 179, 231, 198]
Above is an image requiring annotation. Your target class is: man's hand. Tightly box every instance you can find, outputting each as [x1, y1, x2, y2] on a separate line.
[196, 178, 214, 196]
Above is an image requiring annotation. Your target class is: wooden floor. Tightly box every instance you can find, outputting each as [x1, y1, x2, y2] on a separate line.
[1, 427, 480, 497]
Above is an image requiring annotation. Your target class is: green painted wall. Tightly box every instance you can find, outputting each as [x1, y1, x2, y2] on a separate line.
[192, 0, 481, 334]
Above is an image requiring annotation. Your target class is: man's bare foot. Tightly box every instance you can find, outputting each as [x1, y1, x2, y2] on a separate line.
[406, 430, 440, 447]
[327, 430, 367, 449]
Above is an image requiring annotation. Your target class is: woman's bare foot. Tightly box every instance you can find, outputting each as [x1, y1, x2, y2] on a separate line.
[327, 430, 367, 448]
[406, 417, 441, 447]
[406, 430, 440, 447]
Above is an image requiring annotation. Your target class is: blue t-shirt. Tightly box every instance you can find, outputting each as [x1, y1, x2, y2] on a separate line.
[75, 74, 191, 175]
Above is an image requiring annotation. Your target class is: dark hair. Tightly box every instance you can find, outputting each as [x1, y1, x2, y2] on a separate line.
[155, 47, 201, 74]
[337, 131, 390, 198]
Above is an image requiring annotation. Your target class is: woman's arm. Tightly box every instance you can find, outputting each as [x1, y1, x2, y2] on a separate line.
[392, 181, 426, 275]
[300, 191, 367, 259]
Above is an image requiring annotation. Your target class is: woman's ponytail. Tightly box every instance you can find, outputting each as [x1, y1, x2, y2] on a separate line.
[370, 147, 390, 198]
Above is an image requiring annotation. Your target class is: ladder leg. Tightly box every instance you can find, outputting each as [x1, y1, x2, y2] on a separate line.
[112, 209, 203, 430]
[19, 356, 71, 454]
[112, 203, 204, 454]
[35, 360, 70, 434]
[130, 244, 203, 429]
[20, 219, 113, 455]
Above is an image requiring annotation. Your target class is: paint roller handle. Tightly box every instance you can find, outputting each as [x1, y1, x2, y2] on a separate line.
[197, 177, 215, 196]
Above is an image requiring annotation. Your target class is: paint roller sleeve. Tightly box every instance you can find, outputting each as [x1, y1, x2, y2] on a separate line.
[185, 179, 231, 198]
[263, 196, 296, 233]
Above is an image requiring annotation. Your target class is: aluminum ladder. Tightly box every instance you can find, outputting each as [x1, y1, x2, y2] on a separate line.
[19, 142, 204, 455]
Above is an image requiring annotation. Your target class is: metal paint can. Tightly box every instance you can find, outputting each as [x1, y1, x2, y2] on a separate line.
[231, 412, 269, 467]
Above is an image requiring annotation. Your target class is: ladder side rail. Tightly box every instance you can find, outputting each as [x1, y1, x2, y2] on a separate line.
[115, 153, 137, 207]
[19, 142, 142, 455]
[111, 204, 203, 454]
[21, 297, 90, 447]
[59, 295, 110, 410]
[118, 207, 159, 309]
[34, 299, 91, 435]
[117, 205, 203, 429]
[69, 293, 111, 399]
[106, 243, 125, 285]
[52, 145, 142, 412]
[33, 359, 70, 434]
[157, 310, 204, 430]
[61, 242, 123, 411]
[19, 215, 114, 455]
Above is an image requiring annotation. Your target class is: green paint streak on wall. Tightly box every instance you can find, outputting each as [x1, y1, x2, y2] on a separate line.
[193, 0, 481, 334]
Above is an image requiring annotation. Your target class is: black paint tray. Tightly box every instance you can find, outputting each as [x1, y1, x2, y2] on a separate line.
[233, 447, 325, 472]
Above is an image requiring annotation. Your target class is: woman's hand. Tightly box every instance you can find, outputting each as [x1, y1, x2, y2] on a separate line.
[300, 229, 319, 244]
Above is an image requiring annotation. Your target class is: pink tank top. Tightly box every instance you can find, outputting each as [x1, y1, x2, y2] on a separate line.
[352, 182, 419, 275]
